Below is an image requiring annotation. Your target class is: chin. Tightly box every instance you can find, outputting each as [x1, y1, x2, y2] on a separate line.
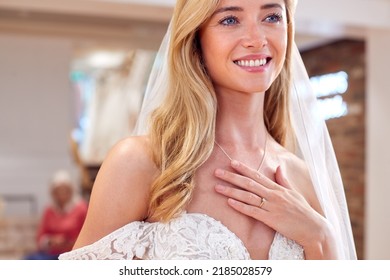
[237, 81, 273, 94]
[241, 85, 272, 94]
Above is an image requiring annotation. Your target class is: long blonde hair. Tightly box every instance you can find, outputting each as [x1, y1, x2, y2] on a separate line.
[149, 0, 296, 221]
[265, 0, 295, 146]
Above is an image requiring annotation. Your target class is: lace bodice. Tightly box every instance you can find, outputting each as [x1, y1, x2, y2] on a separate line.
[59, 212, 304, 260]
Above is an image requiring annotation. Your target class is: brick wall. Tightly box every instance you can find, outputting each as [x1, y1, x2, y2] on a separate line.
[301, 39, 365, 259]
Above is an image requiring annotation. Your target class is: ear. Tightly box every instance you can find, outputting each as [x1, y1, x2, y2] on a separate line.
[275, 165, 292, 189]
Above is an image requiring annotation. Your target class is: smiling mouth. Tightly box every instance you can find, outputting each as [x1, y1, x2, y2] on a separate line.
[233, 58, 271, 67]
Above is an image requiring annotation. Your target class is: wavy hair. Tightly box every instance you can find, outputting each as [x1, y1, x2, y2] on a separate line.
[148, 0, 296, 221]
[264, 0, 296, 146]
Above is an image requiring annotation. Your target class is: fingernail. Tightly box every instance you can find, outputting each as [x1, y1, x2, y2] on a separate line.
[231, 160, 239, 168]
[228, 198, 237, 205]
[215, 169, 224, 176]
[215, 185, 226, 192]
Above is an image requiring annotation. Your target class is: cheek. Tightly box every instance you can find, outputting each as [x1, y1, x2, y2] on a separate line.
[200, 35, 224, 80]
[200, 28, 233, 64]
[202, 51, 227, 86]
[273, 34, 288, 71]
[201, 36, 218, 66]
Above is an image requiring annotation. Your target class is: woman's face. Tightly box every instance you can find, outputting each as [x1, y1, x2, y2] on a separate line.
[199, 0, 288, 95]
[51, 183, 73, 208]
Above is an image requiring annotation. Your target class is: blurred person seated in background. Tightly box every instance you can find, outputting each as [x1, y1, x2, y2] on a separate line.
[0, 195, 4, 216]
[25, 170, 88, 260]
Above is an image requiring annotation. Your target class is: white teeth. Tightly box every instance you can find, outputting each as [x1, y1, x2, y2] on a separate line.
[236, 59, 267, 67]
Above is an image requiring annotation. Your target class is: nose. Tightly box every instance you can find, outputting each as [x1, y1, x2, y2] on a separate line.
[242, 22, 267, 49]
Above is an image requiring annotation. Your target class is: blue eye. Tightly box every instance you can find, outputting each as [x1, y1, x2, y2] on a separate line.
[219, 16, 239, 26]
[265, 13, 283, 23]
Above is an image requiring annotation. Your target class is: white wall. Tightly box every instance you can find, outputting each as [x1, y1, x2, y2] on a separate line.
[0, 34, 77, 216]
[366, 29, 390, 260]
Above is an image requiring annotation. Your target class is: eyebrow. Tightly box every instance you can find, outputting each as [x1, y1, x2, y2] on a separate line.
[214, 3, 284, 15]
[261, 3, 284, 11]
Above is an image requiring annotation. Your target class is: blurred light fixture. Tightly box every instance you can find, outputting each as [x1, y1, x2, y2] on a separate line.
[310, 71, 348, 98]
[310, 71, 349, 120]
[316, 95, 348, 120]
[86, 51, 126, 69]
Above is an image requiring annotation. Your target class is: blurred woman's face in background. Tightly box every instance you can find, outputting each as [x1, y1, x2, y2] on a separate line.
[51, 183, 73, 209]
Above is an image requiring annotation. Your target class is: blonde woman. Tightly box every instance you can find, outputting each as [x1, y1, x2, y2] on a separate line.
[60, 0, 356, 260]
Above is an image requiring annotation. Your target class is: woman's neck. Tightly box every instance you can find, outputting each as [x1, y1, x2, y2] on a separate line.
[215, 90, 267, 149]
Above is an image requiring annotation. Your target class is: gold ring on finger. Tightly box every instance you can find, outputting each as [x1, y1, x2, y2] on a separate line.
[259, 197, 266, 209]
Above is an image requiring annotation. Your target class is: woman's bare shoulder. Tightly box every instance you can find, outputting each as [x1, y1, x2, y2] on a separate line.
[105, 136, 157, 174]
[73, 135, 159, 249]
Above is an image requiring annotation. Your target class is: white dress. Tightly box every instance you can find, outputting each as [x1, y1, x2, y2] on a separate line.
[59, 212, 304, 260]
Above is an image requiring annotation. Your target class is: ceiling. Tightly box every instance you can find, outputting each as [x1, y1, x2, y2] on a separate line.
[1, 0, 388, 69]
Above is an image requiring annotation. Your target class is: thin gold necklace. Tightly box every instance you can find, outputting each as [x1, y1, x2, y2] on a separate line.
[214, 133, 268, 172]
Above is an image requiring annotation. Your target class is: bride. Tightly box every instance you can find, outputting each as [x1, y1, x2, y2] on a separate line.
[59, 0, 356, 260]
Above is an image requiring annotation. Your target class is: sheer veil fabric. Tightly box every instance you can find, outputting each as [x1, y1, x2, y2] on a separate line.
[133, 1, 357, 259]
[290, 45, 356, 259]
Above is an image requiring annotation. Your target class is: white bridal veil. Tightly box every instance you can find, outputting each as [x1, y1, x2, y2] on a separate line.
[133, 1, 357, 259]
[290, 45, 356, 259]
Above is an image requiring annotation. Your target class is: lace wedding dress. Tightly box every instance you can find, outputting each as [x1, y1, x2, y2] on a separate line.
[59, 212, 304, 260]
